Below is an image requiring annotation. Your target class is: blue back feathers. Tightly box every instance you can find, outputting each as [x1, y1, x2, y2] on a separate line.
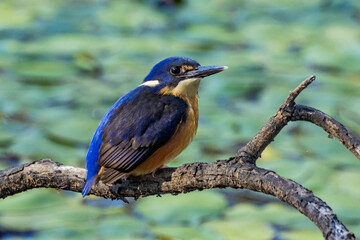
[82, 87, 145, 196]
[82, 85, 188, 196]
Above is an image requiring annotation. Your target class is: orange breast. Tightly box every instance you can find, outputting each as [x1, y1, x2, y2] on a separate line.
[130, 96, 199, 175]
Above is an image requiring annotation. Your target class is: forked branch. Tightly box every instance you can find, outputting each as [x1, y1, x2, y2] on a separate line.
[0, 76, 357, 240]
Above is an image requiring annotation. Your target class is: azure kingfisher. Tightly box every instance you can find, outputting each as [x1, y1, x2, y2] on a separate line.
[82, 56, 227, 197]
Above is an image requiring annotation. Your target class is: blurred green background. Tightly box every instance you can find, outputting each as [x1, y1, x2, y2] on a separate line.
[0, 0, 360, 239]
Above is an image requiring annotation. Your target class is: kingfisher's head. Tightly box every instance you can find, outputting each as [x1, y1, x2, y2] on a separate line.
[143, 56, 227, 97]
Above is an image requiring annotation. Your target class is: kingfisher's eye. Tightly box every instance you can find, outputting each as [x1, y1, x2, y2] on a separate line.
[170, 66, 181, 75]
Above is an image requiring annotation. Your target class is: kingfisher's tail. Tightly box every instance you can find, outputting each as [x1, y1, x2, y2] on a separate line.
[82, 176, 96, 197]
[82, 166, 104, 197]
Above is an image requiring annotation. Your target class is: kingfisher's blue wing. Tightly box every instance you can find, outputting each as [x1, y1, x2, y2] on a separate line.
[98, 86, 188, 183]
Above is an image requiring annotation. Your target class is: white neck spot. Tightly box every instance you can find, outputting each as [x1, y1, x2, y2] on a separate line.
[140, 80, 160, 87]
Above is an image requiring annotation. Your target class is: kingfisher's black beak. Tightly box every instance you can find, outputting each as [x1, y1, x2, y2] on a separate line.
[183, 65, 228, 79]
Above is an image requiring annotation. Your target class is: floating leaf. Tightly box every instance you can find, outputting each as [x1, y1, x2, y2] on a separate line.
[282, 230, 323, 240]
[204, 218, 272, 240]
[44, 116, 98, 146]
[150, 225, 223, 240]
[13, 61, 75, 85]
[136, 190, 227, 225]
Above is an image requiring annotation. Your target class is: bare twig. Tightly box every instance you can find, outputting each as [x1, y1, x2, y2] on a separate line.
[236, 75, 316, 163]
[285, 75, 316, 105]
[293, 105, 360, 160]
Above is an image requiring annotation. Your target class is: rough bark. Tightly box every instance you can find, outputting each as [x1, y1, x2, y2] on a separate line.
[0, 76, 357, 240]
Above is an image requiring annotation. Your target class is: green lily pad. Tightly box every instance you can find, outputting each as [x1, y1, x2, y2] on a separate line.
[97, 1, 166, 30]
[204, 218, 272, 240]
[330, 168, 360, 199]
[97, 215, 146, 238]
[9, 128, 85, 165]
[150, 225, 223, 240]
[136, 190, 227, 225]
[0, 189, 101, 230]
[0, 130, 13, 146]
[282, 230, 323, 240]
[0, 2, 32, 29]
[318, 186, 360, 221]
[44, 117, 98, 146]
[7, 34, 117, 55]
[226, 203, 317, 229]
[14, 61, 75, 85]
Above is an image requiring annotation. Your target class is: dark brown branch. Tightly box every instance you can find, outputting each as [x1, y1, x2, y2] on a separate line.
[0, 76, 358, 240]
[0, 159, 355, 240]
[293, 105, 360, 160]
